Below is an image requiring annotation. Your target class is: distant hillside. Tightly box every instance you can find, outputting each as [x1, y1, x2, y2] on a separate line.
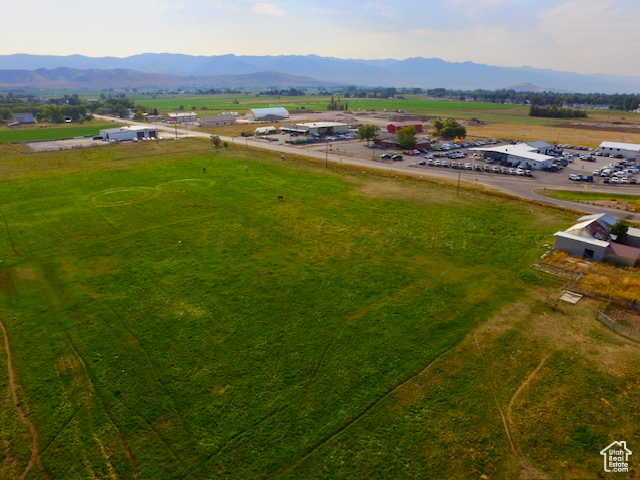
[1, 53, 639, 93]
[0, 66, 336, 90]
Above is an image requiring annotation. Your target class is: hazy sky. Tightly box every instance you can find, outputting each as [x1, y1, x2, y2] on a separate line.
[3, 0, 640, 76]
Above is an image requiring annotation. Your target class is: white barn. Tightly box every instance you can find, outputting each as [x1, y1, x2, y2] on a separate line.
[100, 126, 158, 142]
[554, 213, 640, 266]
[280, 122, 351, 136]
[598, 141, 640, 160]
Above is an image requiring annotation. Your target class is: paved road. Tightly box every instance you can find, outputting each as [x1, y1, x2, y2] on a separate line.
[94, 114, 640, 221]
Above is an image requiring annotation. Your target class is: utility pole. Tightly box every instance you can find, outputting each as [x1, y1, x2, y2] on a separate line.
[325, 139, 329, 167]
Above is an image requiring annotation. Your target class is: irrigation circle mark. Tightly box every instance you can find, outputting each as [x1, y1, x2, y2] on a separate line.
[92, 187, 157, 206]
[155, 179, 215, 192]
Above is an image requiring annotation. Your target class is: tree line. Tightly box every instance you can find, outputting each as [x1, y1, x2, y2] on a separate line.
[529, 105, 588, 118]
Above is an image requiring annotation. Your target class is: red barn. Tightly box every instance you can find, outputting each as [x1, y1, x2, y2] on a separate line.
[387, 122, 423, 134]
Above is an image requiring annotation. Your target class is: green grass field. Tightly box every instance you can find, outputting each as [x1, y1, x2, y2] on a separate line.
[129, 93, 524, 119]
[541, 189, 640, 202]
[0, 139, 638, 479]
[0, 122, 113, 143]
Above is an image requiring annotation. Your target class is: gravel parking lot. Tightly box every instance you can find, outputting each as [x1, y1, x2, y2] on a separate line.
[27, 137, 108, 151]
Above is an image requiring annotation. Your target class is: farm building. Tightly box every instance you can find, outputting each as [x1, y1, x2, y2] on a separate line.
[280, 122, 350, 136]
[598, 141, 640, 160]
[167, 111, 198, 124]
[11, 112, 36, 125]
[554, 213, 640, 266]
[200, 114, 237, 128]
[100, 126, 158, 142]
[470, 142, 555, 170]
[246, 107, 289, 122]
[387, 122, 423, 134]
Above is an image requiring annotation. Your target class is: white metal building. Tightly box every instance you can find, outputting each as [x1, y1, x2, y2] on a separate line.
[554, 213, 640, 266]
[469, 143, 555, 170]
[100, 126, 158, 142]
[598, 141, 640, 160]
[167, 112, 198, 124]
[200, 114, 237, 128]
[280, 122, 350, 136]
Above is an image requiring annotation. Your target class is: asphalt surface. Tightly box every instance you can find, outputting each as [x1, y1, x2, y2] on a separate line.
[93, 114, 640, 222]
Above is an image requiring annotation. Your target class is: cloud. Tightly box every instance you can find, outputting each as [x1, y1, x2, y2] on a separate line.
[146, 0, 186, 11]
[362, 2, 399, 20]
[207, 0, 241, 11]
[252, 2, 286, 17]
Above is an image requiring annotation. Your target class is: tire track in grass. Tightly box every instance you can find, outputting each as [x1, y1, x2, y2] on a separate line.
[64, 333, 141, 480]
[305, 271, 451, 389]
[507, 356, 548, 427]
[286, 267, 460, 476]
[0, 318, 50, 479]
[0, 208, 18, 256]
[280, 340, 461, 478]
[473, 334, 549, 480]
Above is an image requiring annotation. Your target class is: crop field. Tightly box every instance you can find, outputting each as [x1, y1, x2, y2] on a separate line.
[0, 123, 113, 144]
[0, 139, 638, 479]
[129, 94, 522, 118]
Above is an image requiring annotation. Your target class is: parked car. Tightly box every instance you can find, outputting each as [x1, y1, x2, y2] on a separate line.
[381, 153, 391, 159]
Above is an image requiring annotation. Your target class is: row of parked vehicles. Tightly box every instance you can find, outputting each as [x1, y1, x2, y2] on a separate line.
[418, 159, 533, 176]
[594, 162, 640, 184]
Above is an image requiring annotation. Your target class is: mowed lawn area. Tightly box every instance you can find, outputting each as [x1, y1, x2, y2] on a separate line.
[0, 139, 638, 479]
[0, 122, 114, 144]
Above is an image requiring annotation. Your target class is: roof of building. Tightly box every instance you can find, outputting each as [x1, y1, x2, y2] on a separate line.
[168, 111, 197, 117]
[294, 122, 349, 128]
[470, 143, 554, 163]
[606, 242, 640, 263]
[249, 107, 289, 116]
[566, 218, 611, 242]
[599, 141, 640, 152]
[525, 141, 554, 149]
[12, 112, 35, 123]
[100, 126, 157, 134]
[201, 113, 236, 120]
[553, 231, 610, 248]
[577, 213, 617, 228]
[388, 121, 422, 126]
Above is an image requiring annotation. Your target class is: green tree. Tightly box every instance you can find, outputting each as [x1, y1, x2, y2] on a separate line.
[432, 118, 466, 140]
[610, 220, 630, 243]
[211, 135, 221, 149]
[357, 124, 380, 146]
[396, 126, 417, 149]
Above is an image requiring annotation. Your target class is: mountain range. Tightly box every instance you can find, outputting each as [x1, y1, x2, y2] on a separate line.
[1, 53, 638, 94]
